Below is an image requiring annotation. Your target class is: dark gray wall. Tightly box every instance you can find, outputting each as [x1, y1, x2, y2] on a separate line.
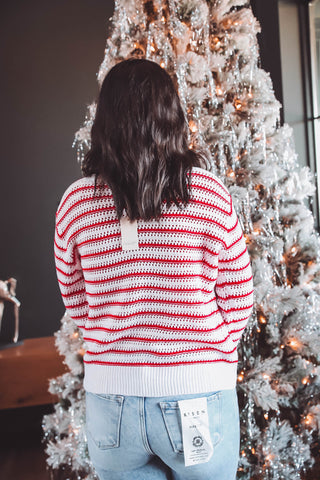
[0, 0, 114, 339]
[251, 0, 284, 117]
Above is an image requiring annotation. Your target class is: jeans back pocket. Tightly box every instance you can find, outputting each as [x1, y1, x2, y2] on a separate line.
[159, 391, 222, 454]
[86, 392, 124, 450]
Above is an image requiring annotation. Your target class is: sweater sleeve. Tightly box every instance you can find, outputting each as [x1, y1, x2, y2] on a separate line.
[215, 196, 254, 346]
[54, 206, 89, 330]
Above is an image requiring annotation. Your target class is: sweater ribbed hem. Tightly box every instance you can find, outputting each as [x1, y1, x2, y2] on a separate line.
[83, 362, 238, 397]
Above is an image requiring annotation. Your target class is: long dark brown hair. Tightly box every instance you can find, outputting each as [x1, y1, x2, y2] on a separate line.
[82, 58, 207, 220]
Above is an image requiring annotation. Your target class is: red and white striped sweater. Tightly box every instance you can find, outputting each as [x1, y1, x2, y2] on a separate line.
[54, 167, 253, 396]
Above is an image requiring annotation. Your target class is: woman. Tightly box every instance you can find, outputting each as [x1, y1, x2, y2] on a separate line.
[54, 58, 253, 480]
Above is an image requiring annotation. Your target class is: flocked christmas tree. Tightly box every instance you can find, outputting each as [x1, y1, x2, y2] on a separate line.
[43, 0, 320, 478]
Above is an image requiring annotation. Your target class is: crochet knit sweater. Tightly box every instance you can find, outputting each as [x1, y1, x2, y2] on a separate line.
[54, 167, 253, 396]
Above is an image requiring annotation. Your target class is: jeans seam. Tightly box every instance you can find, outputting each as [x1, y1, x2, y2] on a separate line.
[139, 397, 154, 455]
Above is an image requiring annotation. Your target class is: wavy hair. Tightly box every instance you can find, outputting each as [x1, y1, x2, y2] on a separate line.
[82, 58, 207, 220]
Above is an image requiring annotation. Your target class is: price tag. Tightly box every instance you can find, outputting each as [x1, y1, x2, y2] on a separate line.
[120, 217, 139, 251]
[178, 397, 213, 467]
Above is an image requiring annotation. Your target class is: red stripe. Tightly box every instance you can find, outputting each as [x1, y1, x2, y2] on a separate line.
[84, 271, 217, 285]
[229, 217, 239, 233]
[80, 243, 207, 260]
[74, 324, 86, 329]
[218, 303, 253, 314]
[82, 257, 218, 272]
[56, 266, 80, 277]
[83, 358, 237, 366]
[86, 345, 237, 357]
[192, 184, 230, 211]
[87, 309, 219, 322]
[218, 247, 247, 263]
[58, 278, 84, 287]
[139, 227, 226, 248]
[68, 312, 87, 320]
[227, 235, 243, 250]
[81, 246, 122, 258]
[56, 231, 220, 256]
[86, 285, 214, 296]
[57, 207, 117, 238]
[160, 211, 230, 231]
[217, 289, 254, 301]
[139, 242, 210, 252]
[205, 246, 220, 257]
[57, 185, 99, 216]
[88, 296, 216, 309]
[224, 314, 251, 324]
[191, 197, 227, 215]
[54, 252, 77, 267]
[58, 209, 227, 247]
[54, 237, 68, 252]
[55, 228, 120, 253]
[71, 224, 222, 254]
[57, 194, 114, 227]
[65, 301, 88, 309]
[191, 171, 230, 196]
[83, 320, 225, 334]
[61, 288, 86, 298]
[229, 326, 247, 335]
[83, 335, 227, 346]
[67, 225, 121, 249]
[216, 275, 253, 288]
[219, 260, 251, 272]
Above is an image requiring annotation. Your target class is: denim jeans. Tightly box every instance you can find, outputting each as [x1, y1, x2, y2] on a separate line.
[85, 388, 240, 480]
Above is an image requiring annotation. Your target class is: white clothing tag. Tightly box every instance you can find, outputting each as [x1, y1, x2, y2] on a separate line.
[120, 217, 139, 251]
[178, 397, 213, 467]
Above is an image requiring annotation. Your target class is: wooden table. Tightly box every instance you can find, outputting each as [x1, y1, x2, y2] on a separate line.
[0, 336, 68, 409]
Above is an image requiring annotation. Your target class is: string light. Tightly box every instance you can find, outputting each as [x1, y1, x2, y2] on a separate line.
[266, 454, 274, 462]
[133, 42, 145, 55]
[212, 36, 221, 48]
[259, 314, 266, 324]
[189, 120, 198, 133]
[288, 339, 301, 350]
[304, 414, 313, 426]
[302, 377, 309, 385]
[72, 332, 79, 339]
[234, 99, 243, 110]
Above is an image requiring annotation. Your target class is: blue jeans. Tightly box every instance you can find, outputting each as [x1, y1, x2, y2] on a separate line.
[85, 389, 240, 480]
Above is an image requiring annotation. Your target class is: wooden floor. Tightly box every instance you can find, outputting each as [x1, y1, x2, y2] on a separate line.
[0, 404, 52, 480]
